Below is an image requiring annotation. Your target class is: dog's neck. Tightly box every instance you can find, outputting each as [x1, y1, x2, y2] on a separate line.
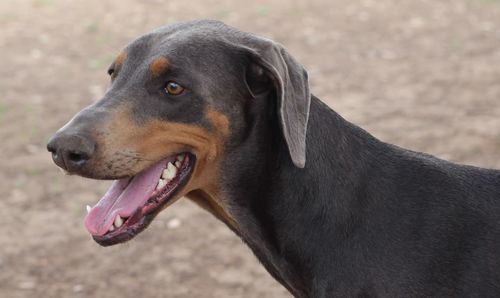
[219, 95, 386, 297]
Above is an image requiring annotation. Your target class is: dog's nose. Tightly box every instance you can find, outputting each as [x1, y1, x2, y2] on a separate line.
[47, 133, 96, 172]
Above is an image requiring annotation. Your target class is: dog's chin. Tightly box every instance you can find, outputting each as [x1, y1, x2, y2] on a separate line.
[83, 152, 196, 246]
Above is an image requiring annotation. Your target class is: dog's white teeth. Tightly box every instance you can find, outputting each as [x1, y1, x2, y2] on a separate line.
[114, 215, 123, 228]
[109, 225, 115, 232]
[176, 154, 184, 162]
[86, 205, 92, 214]
[162, 162, 177, 180]
[156, 159, 181, 190]
[156, 178, 167, 190]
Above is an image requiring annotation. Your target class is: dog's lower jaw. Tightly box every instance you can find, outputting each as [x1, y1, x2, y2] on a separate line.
[85, 153, 196, 245]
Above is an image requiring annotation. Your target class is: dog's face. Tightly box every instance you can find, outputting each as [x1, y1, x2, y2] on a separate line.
[54, 29, 246, 179]
[47, 20, 310, 245]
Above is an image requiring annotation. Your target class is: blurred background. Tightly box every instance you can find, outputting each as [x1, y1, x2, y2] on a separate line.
[1, 0, 499, 297]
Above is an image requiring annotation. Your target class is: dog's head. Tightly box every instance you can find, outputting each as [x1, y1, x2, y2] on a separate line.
[47, 20, 310, 245]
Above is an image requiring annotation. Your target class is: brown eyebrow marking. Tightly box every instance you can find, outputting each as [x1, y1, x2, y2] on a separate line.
[150, 56, 170, 77]
[114, 50, 128, 67]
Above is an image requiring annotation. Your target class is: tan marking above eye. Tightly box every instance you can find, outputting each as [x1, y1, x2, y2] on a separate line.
[108, 50, 128, 78]
[150, 56, 170, 77]
[115, 50, 128, 67]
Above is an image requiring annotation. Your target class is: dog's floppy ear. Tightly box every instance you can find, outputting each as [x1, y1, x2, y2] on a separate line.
[236, 37, 311, 168]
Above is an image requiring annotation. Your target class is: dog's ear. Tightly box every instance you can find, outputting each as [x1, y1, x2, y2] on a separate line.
[237, 38, 311, 168]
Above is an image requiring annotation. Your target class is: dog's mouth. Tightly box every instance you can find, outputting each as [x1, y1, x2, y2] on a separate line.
[84, 152, 195, 246]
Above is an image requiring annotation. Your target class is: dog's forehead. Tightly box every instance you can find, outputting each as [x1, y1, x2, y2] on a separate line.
[107, 20, 254, 105]
[125, 21, 238, 64]
[120, 20, 252, 67]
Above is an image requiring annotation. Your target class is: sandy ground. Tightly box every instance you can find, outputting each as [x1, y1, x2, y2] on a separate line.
[1, 0, 499, 297]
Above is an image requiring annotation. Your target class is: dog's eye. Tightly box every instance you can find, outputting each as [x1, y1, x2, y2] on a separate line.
[165, 81, 184, 95]
[107, 68, 115, 76]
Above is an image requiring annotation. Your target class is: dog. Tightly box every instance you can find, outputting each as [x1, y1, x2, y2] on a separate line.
[47, 20, 500, 297]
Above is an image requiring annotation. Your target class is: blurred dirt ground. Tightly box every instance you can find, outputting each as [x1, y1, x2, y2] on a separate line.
[1, 0, 499, 297]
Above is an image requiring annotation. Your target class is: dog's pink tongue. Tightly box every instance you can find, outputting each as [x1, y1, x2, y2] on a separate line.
[84, 161, 166, 236]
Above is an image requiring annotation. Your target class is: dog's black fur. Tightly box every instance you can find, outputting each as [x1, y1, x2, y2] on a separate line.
[239, 96, 500, 297]
[48, 20, 500, 297]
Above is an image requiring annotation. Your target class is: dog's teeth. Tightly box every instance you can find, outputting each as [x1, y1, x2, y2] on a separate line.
[109, 225, 115, 232]
[176, 154, 184, 162]
[114, 215, 123, 228]
[86, 205, 92, 214]
[162, 162, 177, 180]
[175, 161, 181, 168]
[156, 179, 166, 190]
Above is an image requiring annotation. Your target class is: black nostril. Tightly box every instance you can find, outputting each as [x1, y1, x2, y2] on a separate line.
[67, 151, 90, 165]
[47, 133, 96, 172]
[63, 140, 95, 170]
